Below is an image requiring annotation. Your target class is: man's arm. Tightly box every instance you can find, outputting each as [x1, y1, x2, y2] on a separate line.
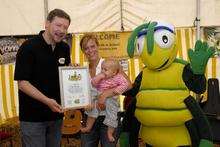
[18, 80, 63, 113]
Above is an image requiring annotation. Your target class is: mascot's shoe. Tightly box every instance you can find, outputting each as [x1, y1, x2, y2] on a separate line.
[199, 139, 213, 147]
[120, 132, 129, 147]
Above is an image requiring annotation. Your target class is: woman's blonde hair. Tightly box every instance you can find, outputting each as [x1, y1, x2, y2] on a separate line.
[80, 34, 99, 52]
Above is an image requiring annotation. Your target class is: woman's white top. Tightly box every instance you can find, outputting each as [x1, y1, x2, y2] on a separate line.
[89, 58, 106, 116]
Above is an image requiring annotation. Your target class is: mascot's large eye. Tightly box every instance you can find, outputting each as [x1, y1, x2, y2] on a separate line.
[154, 30, 174, 49]
[136, 35, 145, 55]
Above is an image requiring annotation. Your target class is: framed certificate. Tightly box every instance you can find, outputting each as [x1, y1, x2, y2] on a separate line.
[59, 66, 91, 109]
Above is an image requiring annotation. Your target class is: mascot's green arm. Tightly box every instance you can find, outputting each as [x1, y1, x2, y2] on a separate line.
[182, 64, 206, 94]
[188, 40, 215, 74]
[183, 64, 213, 147]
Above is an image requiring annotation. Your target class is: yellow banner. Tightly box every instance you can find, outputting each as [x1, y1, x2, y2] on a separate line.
[77, 32, 131, 58]
[95, 31, 130, 58]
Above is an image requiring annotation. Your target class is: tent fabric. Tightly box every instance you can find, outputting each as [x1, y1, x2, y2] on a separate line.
[0, 27, 219, 123]
[0, 0, 45, 36]
[1, 0, 220, 35]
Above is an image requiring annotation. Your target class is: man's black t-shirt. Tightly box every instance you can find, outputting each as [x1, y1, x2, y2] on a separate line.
[14, 31, 71, 122]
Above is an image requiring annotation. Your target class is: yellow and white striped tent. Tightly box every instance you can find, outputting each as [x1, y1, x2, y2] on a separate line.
[0, 28, 219, 124]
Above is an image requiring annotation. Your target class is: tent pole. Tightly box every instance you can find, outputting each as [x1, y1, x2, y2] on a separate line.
[120, 0, 124, 31]
[196, 0, 201, 40]
[44, 0, 49, 21]
[196, 0, 202, 101]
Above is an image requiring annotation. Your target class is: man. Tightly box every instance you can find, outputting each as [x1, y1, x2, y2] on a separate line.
[14, 9, 71, 147]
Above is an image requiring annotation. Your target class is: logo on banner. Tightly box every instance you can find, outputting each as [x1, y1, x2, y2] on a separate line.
[0, 37, 20, 64]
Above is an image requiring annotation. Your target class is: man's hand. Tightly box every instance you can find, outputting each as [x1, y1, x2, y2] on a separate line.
[188, 40, 215, 74]
[46, 98, 63, 113]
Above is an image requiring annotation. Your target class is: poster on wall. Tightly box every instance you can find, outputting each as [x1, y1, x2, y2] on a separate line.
[0, 34, 72, 65]
[119, 58, 129, 73]
[0, 37, 29, 65]
[0, 37, 20, 65]
[203, 26, 220, 80]
[203, 26, 220, 57]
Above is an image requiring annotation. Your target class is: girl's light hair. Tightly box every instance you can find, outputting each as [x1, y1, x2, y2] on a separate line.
[102, 58, 120, 73]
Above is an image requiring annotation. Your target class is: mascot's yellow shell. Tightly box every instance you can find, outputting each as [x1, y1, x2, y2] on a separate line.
[125, 21, 214, 147]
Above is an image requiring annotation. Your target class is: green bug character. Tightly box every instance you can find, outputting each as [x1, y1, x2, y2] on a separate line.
[121, 21, 214, 147]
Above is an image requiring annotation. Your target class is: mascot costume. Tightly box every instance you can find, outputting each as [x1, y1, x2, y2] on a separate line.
[121, 21, 214, 147]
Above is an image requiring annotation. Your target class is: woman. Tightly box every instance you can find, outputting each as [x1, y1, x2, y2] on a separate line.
[80, 34, 131, 147]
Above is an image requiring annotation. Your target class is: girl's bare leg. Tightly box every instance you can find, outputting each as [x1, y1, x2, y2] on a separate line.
[107, 126, 115, 142]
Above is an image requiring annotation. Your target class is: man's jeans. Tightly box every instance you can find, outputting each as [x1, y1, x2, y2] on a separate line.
[20, 120, 62, 147]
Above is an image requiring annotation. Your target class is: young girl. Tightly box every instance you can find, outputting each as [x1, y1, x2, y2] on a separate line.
[81, 58, 130, 142]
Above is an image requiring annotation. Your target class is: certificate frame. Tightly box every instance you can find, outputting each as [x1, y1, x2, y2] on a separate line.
[59, 66, 91, 109]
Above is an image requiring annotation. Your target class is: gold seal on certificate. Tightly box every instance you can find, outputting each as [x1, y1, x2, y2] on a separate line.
[59, 66, 91, 109]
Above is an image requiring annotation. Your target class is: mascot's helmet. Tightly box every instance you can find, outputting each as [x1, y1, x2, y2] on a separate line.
[127, 21, 177, 70]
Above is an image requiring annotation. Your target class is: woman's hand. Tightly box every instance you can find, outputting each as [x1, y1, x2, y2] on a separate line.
[97, 103, 106, 110]
[98, 92, 107, 104]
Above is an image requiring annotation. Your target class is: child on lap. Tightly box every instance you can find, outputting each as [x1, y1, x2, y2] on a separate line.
[81, 58, 129, 142]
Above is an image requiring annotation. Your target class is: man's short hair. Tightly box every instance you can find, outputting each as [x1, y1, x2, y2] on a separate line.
[47, 9, 71, 23]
